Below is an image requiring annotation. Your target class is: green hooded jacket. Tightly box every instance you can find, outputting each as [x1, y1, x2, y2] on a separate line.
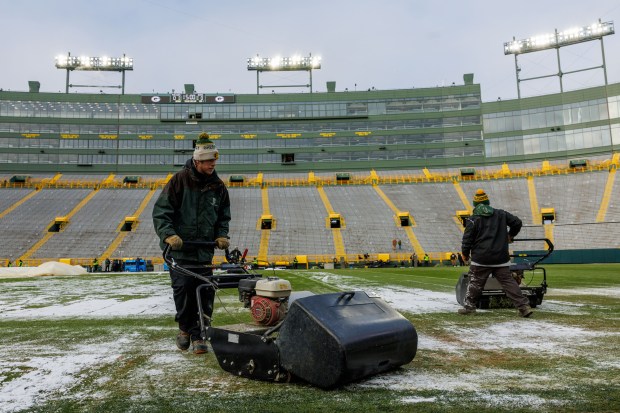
[461, 204, 522, 266]
[152, 159, 231, 263]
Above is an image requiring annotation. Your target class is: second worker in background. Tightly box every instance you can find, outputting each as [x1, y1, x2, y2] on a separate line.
[459, 189, 533, 318]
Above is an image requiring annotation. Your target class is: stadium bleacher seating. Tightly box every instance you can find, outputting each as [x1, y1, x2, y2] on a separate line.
[1, 158, 619, 267]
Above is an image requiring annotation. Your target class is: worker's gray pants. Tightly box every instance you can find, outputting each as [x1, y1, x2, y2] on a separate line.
[464, 265, 530, 310]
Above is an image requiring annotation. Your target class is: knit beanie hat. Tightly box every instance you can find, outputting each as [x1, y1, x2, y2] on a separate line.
[193, 132, 219, 161]
[473, 188, 490, 206]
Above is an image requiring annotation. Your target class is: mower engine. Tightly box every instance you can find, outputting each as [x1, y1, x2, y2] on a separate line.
[238, 277, 292, 326]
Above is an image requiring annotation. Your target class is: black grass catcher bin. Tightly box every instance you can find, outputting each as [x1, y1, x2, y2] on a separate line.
[276, 291, 418, 388]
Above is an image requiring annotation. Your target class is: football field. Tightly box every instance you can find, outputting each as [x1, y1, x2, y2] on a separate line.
[1, 264, 619, 412]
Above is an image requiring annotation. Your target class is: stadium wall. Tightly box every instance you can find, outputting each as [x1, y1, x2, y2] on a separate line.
[516, 248, 620, 264]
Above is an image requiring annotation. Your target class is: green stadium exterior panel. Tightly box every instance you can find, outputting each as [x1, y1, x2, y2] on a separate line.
[0, 79, 619, 174]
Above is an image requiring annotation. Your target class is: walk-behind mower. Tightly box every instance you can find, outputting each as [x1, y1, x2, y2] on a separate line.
[164, 242, 418, 389]
[456, 238, 554, 309]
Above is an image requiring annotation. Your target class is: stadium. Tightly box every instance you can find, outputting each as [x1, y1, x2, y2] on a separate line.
[1, 22, 619, 269]
[1, 15, 620, 413]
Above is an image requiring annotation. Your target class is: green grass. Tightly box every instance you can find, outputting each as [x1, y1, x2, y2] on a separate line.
[1, 264, 619, 412]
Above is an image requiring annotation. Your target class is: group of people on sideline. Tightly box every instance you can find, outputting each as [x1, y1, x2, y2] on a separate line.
[88, 257, 125, 272]
[408, 252, 465, 267]
[3, 259, 24, 267]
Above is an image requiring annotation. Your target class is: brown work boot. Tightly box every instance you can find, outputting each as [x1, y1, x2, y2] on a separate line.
[519, 305, 533, 318]
[192, 340, 209, 355]
[176, 330, 190, 351]
[458, 307, 476, 315]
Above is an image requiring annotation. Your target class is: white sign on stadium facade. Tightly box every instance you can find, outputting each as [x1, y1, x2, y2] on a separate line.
[140, 94, 235, 104]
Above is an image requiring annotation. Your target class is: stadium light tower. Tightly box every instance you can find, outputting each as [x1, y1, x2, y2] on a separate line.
[247, 54, 321, 94]
[504, 19, 614, 98]
[55, 52, 134, 94]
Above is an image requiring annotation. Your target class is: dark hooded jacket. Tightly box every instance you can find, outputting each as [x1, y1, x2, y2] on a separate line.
[152, 159, 230, 263]
[461, 204, 522, 266]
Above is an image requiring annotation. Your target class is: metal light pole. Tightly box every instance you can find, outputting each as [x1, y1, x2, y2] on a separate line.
[247, 54, 322, 94]
[55, 52, 134, 94]
[504, 20, 614, 98]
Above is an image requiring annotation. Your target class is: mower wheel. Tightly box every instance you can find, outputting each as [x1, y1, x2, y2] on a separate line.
[529, 295, 543, 308]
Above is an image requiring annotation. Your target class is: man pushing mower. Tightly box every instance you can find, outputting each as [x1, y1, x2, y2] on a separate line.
[459, 189, 533, 318]
[153, 132, 231, 354]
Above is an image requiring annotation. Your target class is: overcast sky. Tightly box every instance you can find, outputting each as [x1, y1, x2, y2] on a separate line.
[1, 0, 619, 101]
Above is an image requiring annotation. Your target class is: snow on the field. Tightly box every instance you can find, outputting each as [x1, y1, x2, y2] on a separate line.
[0, 273, 174, 319]
[0, 336, 134, 412]
[304, 271, 461, 313]
[0, 271, 618, 412]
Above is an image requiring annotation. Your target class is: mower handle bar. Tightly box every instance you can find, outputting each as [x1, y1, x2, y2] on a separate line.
[183, 240, 217, 248]
[509, 238, 554, 266]
[162, 241, 219, 269]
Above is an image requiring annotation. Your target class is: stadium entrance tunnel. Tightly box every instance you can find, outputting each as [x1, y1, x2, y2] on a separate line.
[48, 216, 69, 232]
[336, 173, 350, 182]
[328, 213, 343, 229]
[259, 215, 274, 230]
[569, 159, 588, 169]
[121, 216, 138, 232]
[541, 208, 555, 224]
[229, 175, 245, 184]
[123, 176, 140, 185]
[10, 175, 30, 184]
[396, 212, 414, 227]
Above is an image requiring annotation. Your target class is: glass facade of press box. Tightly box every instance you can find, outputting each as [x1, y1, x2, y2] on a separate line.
[0, 94, 480, 119]
[157, 95, 481, 121]
[483, 95, 620, 158]
[0, 89, 485, 171]
[1, 81, 619, 172]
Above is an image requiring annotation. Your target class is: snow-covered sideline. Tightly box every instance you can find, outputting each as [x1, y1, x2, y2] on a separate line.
[0, 261, 87, 278]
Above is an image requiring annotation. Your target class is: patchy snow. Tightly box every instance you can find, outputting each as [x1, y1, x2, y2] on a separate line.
[354, 367, 566, 410]
[446, 320, 616, 355]
[0, 270, 618, 412]
[354, 368, 537, 392]
[370, 286, 460, 313]
[417, 334, 464, 354]
[0, 274, 175, 319]
[0, 273, 247, 320]
[401, 395, 437, 404]
[0, 336, 132, 413]
[417, 319, 618, 356]
[2, 296, 173, 318]
[534, 300, 588, 314]
[305, 271, 459, 313]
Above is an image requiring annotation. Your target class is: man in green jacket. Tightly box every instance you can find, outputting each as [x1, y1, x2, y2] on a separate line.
[153, 132, 231, 354]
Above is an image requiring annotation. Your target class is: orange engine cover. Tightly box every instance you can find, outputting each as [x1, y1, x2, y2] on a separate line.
[250, 295, 285, 326]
